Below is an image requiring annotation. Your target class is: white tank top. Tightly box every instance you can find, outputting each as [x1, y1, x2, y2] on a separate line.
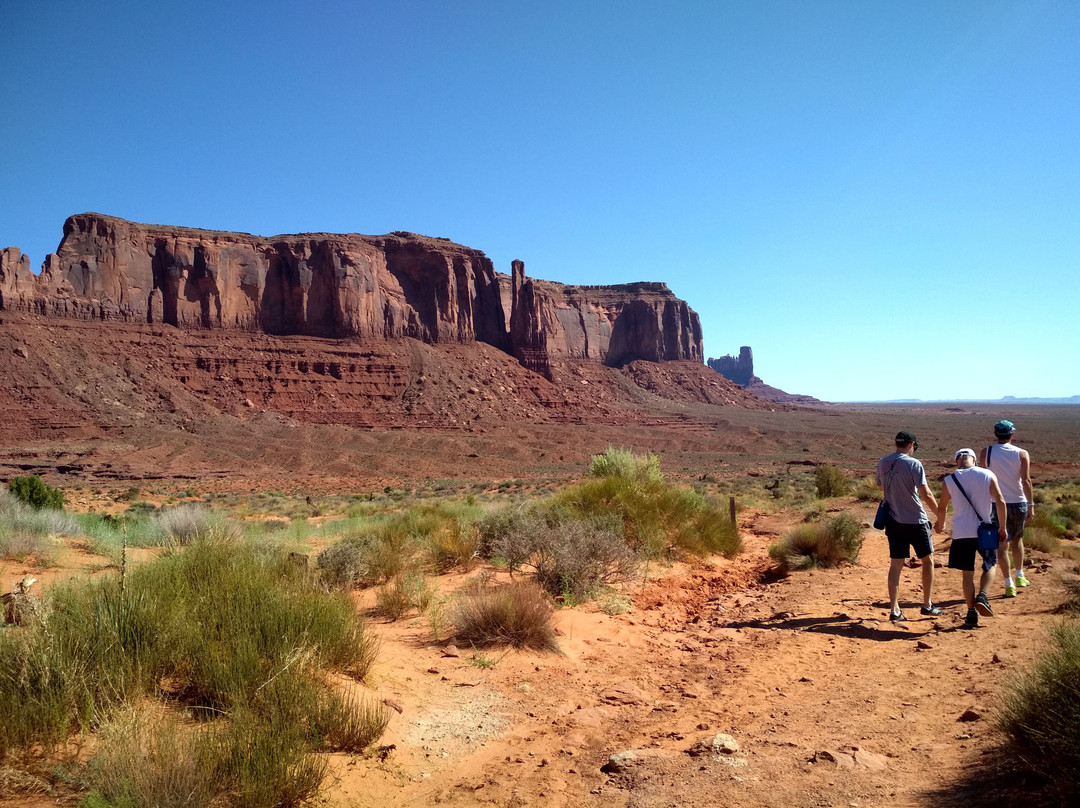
[985, 443, 1026, 504]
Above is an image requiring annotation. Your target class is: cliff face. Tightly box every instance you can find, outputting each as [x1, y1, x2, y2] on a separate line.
[1, 213, 702, 369]
[708, 346, 755, 386]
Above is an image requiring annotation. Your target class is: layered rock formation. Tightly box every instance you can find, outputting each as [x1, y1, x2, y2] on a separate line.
[708, 346, 755, 386]
[2, 214, 703, 371]
[708, 346, 821, 405]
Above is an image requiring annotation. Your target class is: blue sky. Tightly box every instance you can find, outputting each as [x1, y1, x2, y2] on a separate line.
[2, 1, 1077, 402]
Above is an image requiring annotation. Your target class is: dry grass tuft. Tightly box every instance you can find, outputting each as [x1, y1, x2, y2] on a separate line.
[452, 580, 560, 652]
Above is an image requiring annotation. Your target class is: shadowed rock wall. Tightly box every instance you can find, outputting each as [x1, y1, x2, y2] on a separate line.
[2, 214, 703, 369]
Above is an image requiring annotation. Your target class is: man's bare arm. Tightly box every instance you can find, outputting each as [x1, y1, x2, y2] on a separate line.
[1020, 449, 1034, 523]
[919, 484, 939, 519]
[934, 484, 952, 533]
[990, 475, 1008, 540]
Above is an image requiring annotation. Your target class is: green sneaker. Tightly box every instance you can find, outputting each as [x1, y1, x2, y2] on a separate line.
[1016, 573, 1031, 587]
[1004, 585, 1017, 598]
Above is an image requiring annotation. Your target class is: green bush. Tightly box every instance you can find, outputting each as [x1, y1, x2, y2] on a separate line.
[555, 475, 741, 560]
[588, 447, 663, 483]
[814, 464, 849, 498]
[451, 580, 560, 652]
[7, 475, 64, 510]
[0, 534, 381, 763]
[770, 513, 865, 570]
[998, 619, 1080, 799]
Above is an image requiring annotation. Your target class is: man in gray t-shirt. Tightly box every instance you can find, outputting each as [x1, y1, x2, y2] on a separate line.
[876, 430, 940, 622]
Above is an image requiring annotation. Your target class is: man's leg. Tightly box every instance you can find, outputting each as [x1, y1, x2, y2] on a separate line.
[1011, 537, 1027, 583]
[962, 569, 978, 627]
[888, 557, 906, 614]
[979, 563, 997, 599]
[962, 570, 975, 609]
[920, 554, 935, 608]
[998, 539, 1015, 595]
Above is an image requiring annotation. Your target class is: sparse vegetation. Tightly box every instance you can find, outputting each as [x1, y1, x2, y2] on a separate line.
[998, 619, 1080, 801]
[770, 513, 865, 570]
[451, 580, 560, 652]
[0, 533, 385, 805]
[7, 475, 65, 510]
[588, 446, 663, 483]
[813, 464, 848, 498]
[375, 570, 434, 620]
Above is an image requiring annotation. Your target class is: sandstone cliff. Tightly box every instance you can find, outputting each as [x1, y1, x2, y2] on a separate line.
[1, 214, 702, 371]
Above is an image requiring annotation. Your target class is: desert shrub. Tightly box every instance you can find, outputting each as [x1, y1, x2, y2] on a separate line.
[998, 619, 1080, 799]
[852, 475, 880, 501]
[0, 534, 380, 761]
[451, 580, 560, 652]
[1025, 527, 1061, 554]
[155, 503, 225, 545]
[0, 530, 55, 563]
[7, 475, 64, 510]
[375, 571, 434, 621]
[588, 447, 663, 483]
[84, 711, 217, 808]
[489, 510, 636, 600]
[555, 475, 741, 560]
[814, 464, 848, 498]
[312, 689, 392, 753]
[770, 513, 865, 570]
[424, 517, 480, 572]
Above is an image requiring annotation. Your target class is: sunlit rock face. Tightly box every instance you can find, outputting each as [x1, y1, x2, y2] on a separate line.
[2, 214, 703, 370]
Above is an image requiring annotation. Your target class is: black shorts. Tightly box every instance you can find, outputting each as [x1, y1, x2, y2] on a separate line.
[885, 520, 934, 560]
[948, 537, 997, 572]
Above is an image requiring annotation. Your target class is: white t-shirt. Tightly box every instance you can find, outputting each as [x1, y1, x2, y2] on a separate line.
[945, 467, 995, 539]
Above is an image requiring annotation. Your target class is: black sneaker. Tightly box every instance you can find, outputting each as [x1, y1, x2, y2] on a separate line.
[920, 604, 943, 616]
[975, 591, 994, 617]
[964, 608, 979, 628]
[889, 610, 907, 622]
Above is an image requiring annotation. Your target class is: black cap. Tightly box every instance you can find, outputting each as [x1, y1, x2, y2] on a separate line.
[895, 430, 917, 445]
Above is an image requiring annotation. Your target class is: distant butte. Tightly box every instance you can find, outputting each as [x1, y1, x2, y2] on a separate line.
[1, 213, 702, 373]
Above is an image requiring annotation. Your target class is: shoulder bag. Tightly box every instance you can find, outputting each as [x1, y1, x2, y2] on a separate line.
[874, 457, 899, 530]
[949, 473, 999, 551]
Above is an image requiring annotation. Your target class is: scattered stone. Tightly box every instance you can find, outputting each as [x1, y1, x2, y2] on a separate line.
[958, 708, 983, 722]
[853, 748, 888, 770]
[798, 676, 813, 683]
[688, 733, 740, 758]
[442, 644, 460, 658]
[599, 682, 646, 706]
[992, 653, 1006, 664]
[771, 611, 795, 620]
[14, 346, 28, 358]
[677, 638, 704, 653]
[916, 641, 933, 650]
[427, 667, 440, 674]
[814, 750, 854, 769]
[601, 751, 641, 773]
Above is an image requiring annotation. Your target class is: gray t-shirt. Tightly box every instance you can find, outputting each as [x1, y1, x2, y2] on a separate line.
[877, 452, 929, 524]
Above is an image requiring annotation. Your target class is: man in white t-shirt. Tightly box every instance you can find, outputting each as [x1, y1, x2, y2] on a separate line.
[935, 449, 1008, 628]
[978, 420, 1034, 597]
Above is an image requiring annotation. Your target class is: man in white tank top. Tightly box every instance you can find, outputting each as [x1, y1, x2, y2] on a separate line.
[935, 449, 1008, 628]
[978, 420, 1034, 597]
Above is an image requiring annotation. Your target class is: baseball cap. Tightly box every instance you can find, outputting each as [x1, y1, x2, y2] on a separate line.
[994, 420, 1016, 437]
[895, 430, 917, 444]
[955, 448, 976, 460]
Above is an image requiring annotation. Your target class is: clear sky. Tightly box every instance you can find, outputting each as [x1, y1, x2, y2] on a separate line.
[2, 1, 1077, 402]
